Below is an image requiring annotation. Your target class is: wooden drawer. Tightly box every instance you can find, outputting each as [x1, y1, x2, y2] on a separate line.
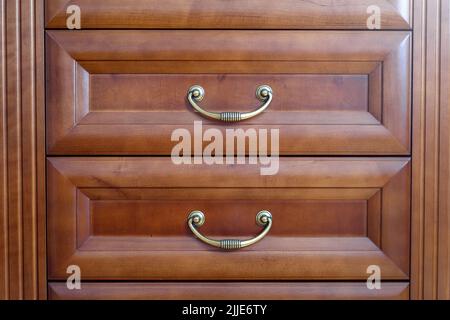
[48, 282, 410, 300]
[47, 157, 410, 281]
[46, 30, 411, 155]
[46, 0, 411, 30]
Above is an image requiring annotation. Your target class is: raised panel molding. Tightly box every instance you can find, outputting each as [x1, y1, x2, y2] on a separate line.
[0, 0, 46, 300]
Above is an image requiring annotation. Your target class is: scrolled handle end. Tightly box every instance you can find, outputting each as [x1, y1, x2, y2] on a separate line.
[188, 210, 206, 227]
[256, 210, 272, 227]
[188, 85, 205, 102]
[256, 85, 273, 101]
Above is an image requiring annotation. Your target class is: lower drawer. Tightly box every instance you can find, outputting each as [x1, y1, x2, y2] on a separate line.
[47, 157, 410, 281]
[48, 282, 410, 300]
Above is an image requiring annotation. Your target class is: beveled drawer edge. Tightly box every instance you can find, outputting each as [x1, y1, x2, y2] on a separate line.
[48, 282, 410, 300]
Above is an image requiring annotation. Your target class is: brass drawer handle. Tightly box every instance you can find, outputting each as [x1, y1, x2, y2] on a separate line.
[187, 85, 273, 122]
[187, 210, 273, 250]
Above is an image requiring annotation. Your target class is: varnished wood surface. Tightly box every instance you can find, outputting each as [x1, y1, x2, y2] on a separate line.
[410, 0, 450, 300]
[0, 0, 448, 300]
[46, 30, 411, 155]
[45, 0, 412, 30]
[411, 0, 427, 300]
[48, 282, 410, 300]
[438, 0, 450, 300]
[47, 157, 410, 281]
[0, 0, 46, 300]
[0, 0, 7, 301]
[47, 30, 410, 61]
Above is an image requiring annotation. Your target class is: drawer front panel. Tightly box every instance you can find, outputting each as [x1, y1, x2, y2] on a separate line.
[47, 31, 411, 155]
[47, 157, 410, 281]
[48, 282, 410, 300]
[46, 0, 411, 30]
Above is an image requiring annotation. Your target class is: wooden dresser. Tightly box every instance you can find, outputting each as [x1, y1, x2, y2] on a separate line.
[1, 0, 449, 300]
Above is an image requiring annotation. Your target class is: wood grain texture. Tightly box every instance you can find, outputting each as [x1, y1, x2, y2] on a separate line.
[1, 0, 449, 301]
[48, 282, 410, 300]
[411, 0, 450, 300]
[46, 30, 411, 155]
[45, 0, 412, 30]
[423, 0, 442, 300]
[36, 0, 47, 301]
[438, 0, 450, 300]
[0, 0, 46, 300]
[411, 0, 426, 300]
[5, 0, 23, 300]
[47, 30, 410, 61]
[47, 157, 410, 281]
[0, 0, 7, 301]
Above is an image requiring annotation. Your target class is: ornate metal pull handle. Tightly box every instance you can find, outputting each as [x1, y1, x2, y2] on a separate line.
[187, 210, 273, 250]
[187, 85, 273, 122]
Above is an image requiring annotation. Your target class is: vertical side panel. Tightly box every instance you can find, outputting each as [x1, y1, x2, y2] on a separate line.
[438, 0, 450, 300]
[6, 0, 24, 300]
[411, 0, 450, 300]
[411, 0, 426, 300]
[0, 0, 46, 300]
[423, 0, 442, 300]
[0, 0, 8, 301]
[21, 0, 46, 300]
[35, 0, 47, 301]
[21, 0, 38, 300]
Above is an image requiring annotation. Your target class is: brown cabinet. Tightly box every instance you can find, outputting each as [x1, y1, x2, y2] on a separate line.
[43, 0, 413, 300]
[1, 0, 449, 300]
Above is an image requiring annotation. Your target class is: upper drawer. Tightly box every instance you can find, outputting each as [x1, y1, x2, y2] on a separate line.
[46, 0, 412, 30]
[46, 30, 411, 155]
